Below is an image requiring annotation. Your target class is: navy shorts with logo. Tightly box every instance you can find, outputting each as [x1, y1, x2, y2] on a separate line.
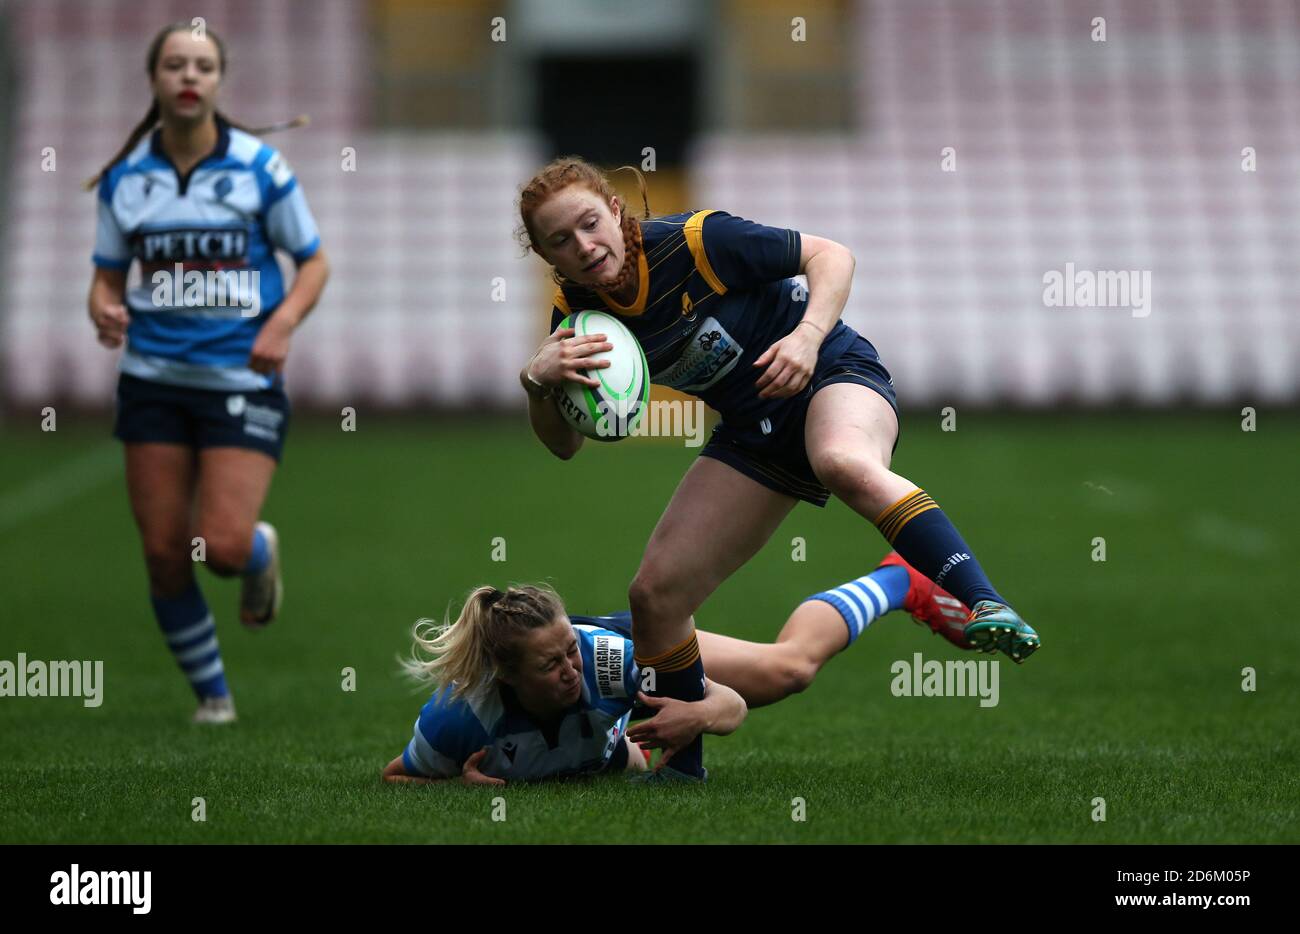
[113, 373, 290, 462]
[699, 331, 899, 507]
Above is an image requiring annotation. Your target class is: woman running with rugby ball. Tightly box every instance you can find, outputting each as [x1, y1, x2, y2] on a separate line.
[382, 553, 972, 785]
[86, 23, 329, 723]
[516, 158, 1037, 781]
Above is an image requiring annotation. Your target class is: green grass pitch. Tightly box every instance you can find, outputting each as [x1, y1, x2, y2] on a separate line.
[1, 411, 1296, 843]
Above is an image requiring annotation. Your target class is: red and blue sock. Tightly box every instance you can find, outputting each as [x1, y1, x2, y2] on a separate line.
[805, 564, 910, 644]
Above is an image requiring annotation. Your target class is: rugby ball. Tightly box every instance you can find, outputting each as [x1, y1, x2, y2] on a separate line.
[554, 310, 649, 441]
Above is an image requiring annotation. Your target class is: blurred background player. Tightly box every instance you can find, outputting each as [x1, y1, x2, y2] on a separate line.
[516, 158, 1037, 781]
[84, 22, 329, 723]
[382, 552, 971, 785]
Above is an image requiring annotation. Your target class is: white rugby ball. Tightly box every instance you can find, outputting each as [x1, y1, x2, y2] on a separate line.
[554, 310, 649, 441]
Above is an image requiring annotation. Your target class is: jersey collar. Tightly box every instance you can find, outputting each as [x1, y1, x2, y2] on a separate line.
[149, 114, 232, 196]
[596, 249, 649, 317]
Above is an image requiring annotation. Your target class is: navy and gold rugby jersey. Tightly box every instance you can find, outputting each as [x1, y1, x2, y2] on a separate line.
[549, 210, 856, 427]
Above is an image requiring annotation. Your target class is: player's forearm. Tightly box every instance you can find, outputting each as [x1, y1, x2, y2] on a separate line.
[699, 679, 748, 736]
[382, 772, 438, 785]
[88, 268, 126, 311]
[270, 249, 330, 330]
[523, 374, 584, 459]
[798, 245, 854, 339]
[382, 755, 442, 785]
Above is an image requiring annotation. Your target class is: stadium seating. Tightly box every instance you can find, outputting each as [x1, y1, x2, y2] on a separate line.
[3, 0, 1296, 408]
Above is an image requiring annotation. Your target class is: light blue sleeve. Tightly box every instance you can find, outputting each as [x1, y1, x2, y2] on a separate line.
[579, 627, 638, 703]
[400, 690, 492, 779]
[92, 176, 132, 270]
[258, 148, 321, 262]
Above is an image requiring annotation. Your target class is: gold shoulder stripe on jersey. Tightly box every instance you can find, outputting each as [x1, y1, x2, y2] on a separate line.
[552, 287, 572, 316]
[684, 209, 727, 296]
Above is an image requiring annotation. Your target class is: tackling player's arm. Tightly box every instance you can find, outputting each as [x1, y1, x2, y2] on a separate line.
[625, 678, 748, 766]
[381, 747, 505, 787]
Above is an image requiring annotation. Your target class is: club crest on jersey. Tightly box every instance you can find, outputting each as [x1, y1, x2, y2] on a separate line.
[212, 176, 233, 201]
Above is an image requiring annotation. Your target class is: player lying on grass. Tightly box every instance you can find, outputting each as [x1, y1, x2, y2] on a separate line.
[381, 552, 973, 786]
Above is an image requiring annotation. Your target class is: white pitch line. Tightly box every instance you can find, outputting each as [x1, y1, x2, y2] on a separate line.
[0, 442, 122, 535]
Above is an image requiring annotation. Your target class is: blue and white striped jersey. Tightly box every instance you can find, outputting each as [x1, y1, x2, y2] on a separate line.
[401, 617, 642, 782]
[93, 116, 321, 391]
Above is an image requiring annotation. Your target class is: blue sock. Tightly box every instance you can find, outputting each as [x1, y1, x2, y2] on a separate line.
[634, 634, 706, 778]
[150, 581, 229, 700]
[876, 489, 1006, 608]
[244, 526, 270, 576]
[805, 564, 910, 645]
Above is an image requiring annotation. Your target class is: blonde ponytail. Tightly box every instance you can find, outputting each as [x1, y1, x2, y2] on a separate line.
[401, 584, 567, 704]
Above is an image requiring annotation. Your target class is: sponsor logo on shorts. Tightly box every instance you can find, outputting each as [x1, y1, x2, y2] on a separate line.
[241, 402, 284, 443]
[593, 635, 626, 698]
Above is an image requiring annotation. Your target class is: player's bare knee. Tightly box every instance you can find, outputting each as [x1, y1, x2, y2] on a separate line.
[628, 570, 688, 626]
[142, 541, 189, 586]
[811, 446, 884, 501]
[771, 653, 818, 697]
[199, 528, 252, 576]
[627, 573, 662, 619]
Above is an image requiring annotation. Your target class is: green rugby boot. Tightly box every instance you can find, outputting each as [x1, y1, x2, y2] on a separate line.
[963, 601, 1040, 664]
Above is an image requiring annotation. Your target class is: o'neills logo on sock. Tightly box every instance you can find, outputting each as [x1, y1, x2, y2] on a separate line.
[50, 865, 151, 914]
[933, 552, 970, 587]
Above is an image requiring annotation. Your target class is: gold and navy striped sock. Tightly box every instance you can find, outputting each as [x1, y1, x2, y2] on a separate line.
[873, 488, 1006, 608]
[634, 632, 706, 777]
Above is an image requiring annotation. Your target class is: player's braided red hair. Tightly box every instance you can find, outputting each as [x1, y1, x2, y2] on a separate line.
[517, 156, 651, 293]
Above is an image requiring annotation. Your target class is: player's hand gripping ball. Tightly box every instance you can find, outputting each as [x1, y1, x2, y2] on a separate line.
[554, 310, 650, 441]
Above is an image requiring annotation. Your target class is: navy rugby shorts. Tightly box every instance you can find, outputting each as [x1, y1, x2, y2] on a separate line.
[699, 332, 899, 507]
[113, 373, 290, 462]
